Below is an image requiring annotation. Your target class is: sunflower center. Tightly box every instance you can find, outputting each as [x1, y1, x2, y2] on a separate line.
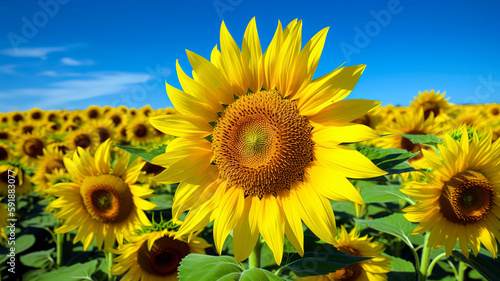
[13, 114, 23, 122]
[96, 128, 110, 142]
[0, 146, 8, 161]
[439, 170, 494, 224]
[111, 115, 122, 126]
[491, 108, 499, 116]
[352, 114, 371, 127]
[0, 132, 9, 139]
[0, 171, 19, 185]
[74, 134, 92, 149]
[212, 90, 314, 198]
[48, 113, 56, 121]
[81, 175, 133, 223]
[45, 159, 66, 173]
[88, 109, 99, 119]
[32, 111, 42, 120]
[400, 130, 428, 161]
[142, 162, 166, 176]
[421, 101, 440, 119]
[134, 124, 148, 137]
[22, 125, 34, 134]
[137, 236, 190, 276]
[23, 138, 44, 158]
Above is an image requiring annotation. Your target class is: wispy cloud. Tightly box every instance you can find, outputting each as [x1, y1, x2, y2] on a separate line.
[60, 57, 94, 66]
[0, 47, 66, 59]
[37, 70, 84, 77]
[0, 71, 152, 110]
[0, 64, 20, 75]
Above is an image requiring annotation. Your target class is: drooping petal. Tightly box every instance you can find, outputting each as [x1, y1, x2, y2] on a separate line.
[308, 99, 381, 126]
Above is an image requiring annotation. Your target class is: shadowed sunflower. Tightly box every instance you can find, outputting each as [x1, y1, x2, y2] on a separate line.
[0, 165, 32, 196]
[402, 128, 500, 257]
[32, 144, 67, 193]
[46, 139, 157, 250]
[0, 198, 8, 245]
[0, 143, 11, 162]
[149, 18, 386, 264]
[410, 90, 451, 121]
[297, 226, 391, 281]
[16, 131, 46, 166]
[127, 116, 159, 146]
[111, 228, 210, 281]
[65, 128, 100, 152]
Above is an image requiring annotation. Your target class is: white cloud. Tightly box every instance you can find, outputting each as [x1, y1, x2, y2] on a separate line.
[37, 70, 84, 77]
[0, 71, 152, 110]
[60, 57, 94, 66]
[0, 47, 66, 59]
[0, 64, 20, 75]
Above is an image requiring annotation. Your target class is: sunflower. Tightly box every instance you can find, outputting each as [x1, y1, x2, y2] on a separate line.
[9, 111, 25, 123]
[410, 90, 451, 121]
[0, 143, 12, 162]
[0, 198, 8, 245]
[85, 119, 115, 143]
[46, 110, 60, 122]
[139, 160, 166, 188]
[448, 107, 487, 130]
[46, 140, 157, 250]
[375, 108, 441, 170]
[0, 128, 11, 142]
[16, 121, 37, 135]
[27, 108, 45, 123]
[61, 121, 80, 132]
[126, 116, 158, 146]
[297, 226, 391, 281]
[15, 131, 46, 166]
[402, 128, 500, 257]
[149, 18, 386, 264]
[105, 108, 125, 126]
[139, 105, 153, 117]
[85, 105, 103, 120]
[0, 114, 9, 126]
[111, 228, 210, 281]
[0, 165, 33, 196]
[65, 128, 100, 153]
[32, 144, 67, 193]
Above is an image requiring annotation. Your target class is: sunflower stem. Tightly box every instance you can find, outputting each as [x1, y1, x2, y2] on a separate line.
[107, 251, 114, 281]
[249, 238, 262, 268]
[56, 220, 63, 268]
[457, 261, 467, 281]
[427, 252, 446, 276]
[419, 232, 432, 281]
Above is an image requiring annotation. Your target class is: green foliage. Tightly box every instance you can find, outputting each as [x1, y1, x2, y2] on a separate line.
[20, 248, 55, 269]
[150, 193, 173, 210]
[355, 213, 417, 248]
[453, 250, 500, 281]
[33, 260, 100, 281]
[385, 254, 417, 281]
[357, 146, 419, 176]
[115, 144, 167, 163]
[355, 181, 415, 204]
[178, 254, 284, 281]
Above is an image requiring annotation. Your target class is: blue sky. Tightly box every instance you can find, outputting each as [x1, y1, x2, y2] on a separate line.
[1, 0, 499, 112]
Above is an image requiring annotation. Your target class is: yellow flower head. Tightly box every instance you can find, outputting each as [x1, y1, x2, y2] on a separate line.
[402, 128, 500, 257]
[297, 226, 391, 281]
[46, 139, 157, 250]
[150, 18, 386, 264]
[111, 228, 210, 281]
[410, 90, 451, 120]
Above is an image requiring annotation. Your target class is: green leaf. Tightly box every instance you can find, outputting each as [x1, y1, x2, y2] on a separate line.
[178, 254, 283, 281]
[279, 238, 369, 277]
[355, 213, 417, 248]
[21, 212, 58, 229]
[150, 194, 174, 210]
[115, 144, 167, 163]
[453, 250, 500, 281]
[384, 254, 417, 281]
[34, 260, 99, 281]
[20, 248, 55, 269]
[356, 181, 415, 204]
[357, 146, 418, 175]
[400, 133, 443, 148]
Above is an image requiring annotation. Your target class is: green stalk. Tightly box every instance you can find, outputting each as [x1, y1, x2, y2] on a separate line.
[107, 251, 114, 281]
[457, 261, 467, 281]
[56, 220, 63, 267]
[248, 238, 263, 268]
[419, 232, 432, 281]
[427, 252, 446, 276]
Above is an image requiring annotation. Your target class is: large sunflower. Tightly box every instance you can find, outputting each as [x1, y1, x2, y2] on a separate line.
[402, 128, 500, 257]
[111, 228, 210, 281]
[296, 226, 391, 281]
[46, 139, 157, 250]
[150, 18, 386, 264]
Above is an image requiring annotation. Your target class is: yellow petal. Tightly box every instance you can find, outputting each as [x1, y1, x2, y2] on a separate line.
[281, 192, 304, 256]
[262, 20, 284, 90]
[294, 183, 337, 245]
[213, 187, 244, 254]
[166, 81, 217, 121]
[315, 145, 387, 179]
[308, 99, 381, 126]
[94, 139, 111, 174]
[257, 195, 285, 265]
[275, 20, 302, 97]
[149, 114, 212, 138]
[312, 124, 379, 147]
[241, 17, 263, 93]
[220, 21, 247, 95]
[306, 165, 364, 205]
[232, 196, 259, 262]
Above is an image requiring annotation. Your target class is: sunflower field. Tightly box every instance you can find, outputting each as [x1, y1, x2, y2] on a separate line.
[2, 19, 500, 281]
